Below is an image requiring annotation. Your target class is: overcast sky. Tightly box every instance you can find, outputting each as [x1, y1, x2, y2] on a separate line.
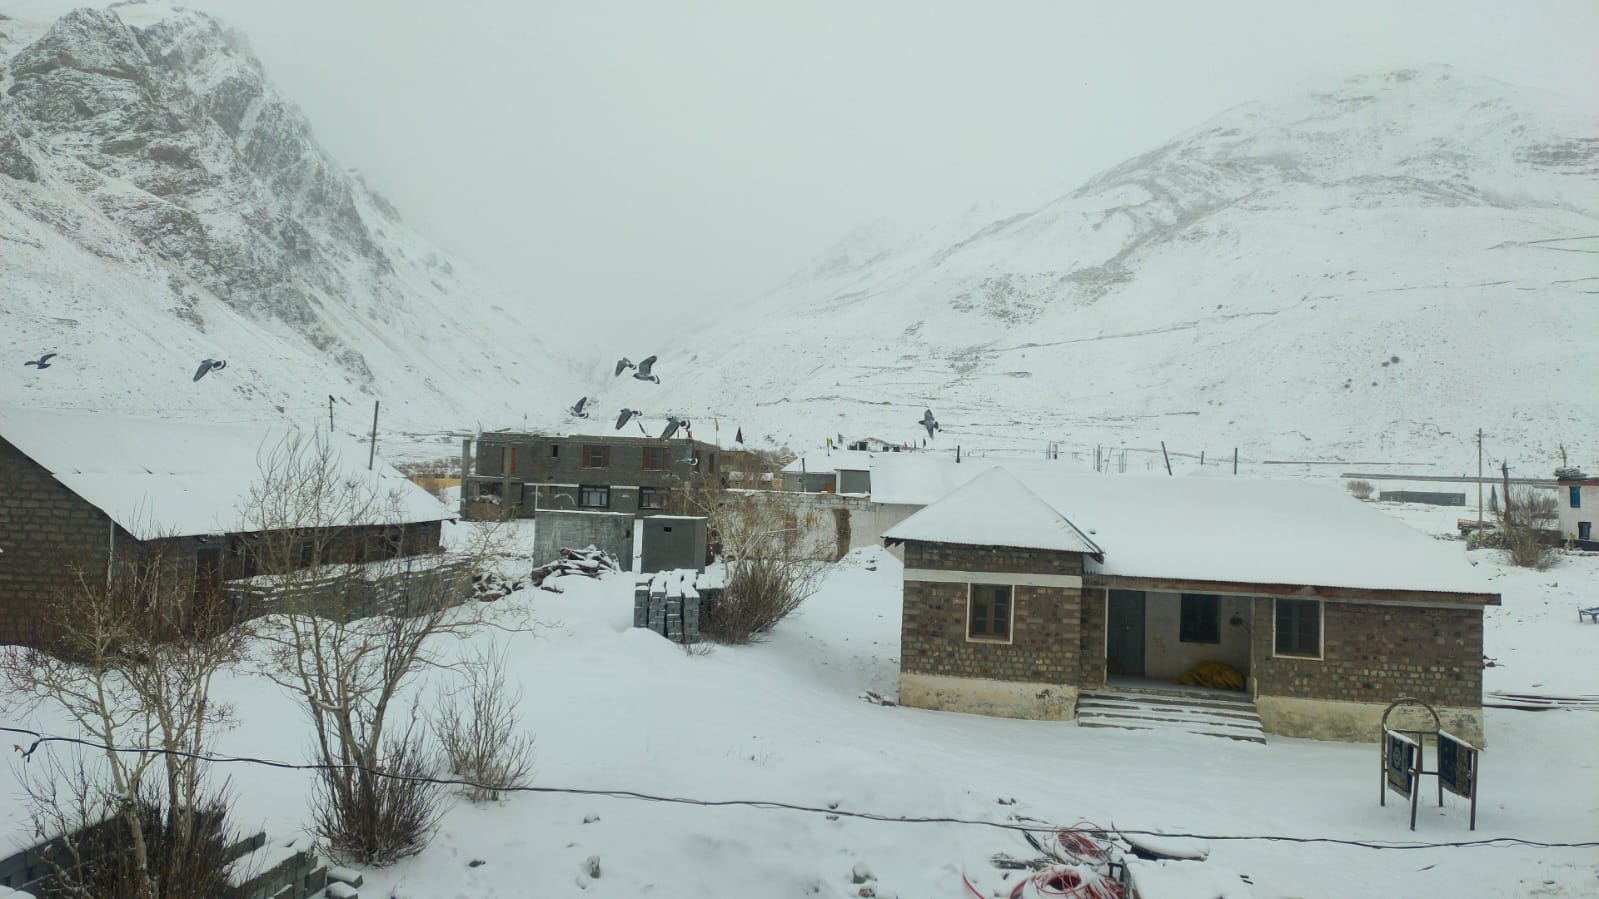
[14, 1, 1599, 343]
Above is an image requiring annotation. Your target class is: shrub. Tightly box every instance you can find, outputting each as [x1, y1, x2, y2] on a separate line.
[1345, 479, 1374, 500]
[311, 732, 444, 865]
[1498, 486, 1558, 570]
[432, 643, 536, 802]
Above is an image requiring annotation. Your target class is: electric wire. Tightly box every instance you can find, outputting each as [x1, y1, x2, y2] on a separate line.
[2, 725, 1591, 852]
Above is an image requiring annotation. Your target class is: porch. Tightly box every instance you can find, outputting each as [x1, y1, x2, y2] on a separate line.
[1102, 588, 1254, 688]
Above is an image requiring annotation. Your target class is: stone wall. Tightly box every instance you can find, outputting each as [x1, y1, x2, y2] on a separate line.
[899, 541, 1084, 709]
[1250, 598, 1483, 709]
[0, 437, 118, 646]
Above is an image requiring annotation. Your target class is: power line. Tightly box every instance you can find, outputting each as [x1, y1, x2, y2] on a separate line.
[3, 726, 1591, 852]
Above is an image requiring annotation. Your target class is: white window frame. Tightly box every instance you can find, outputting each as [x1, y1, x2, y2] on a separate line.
[1272, 598, 1324, 660]
[966, 583, 1015, 645]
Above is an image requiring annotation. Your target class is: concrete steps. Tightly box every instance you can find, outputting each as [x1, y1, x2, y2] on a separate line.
[1077, 688, 1266, 743]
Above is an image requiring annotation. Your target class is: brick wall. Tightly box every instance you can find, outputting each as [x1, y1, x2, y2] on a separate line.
[0, 437, 119, 645]
[900, 541, 1083, 685]
[904, 541, 1085, 577]
[1251, 598, 1482, 708]
[1078, 588, 1107, 686]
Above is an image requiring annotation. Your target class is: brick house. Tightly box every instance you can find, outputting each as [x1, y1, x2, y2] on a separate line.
[0, 408, 449, 647]
[463, 430, 721, 518]
[884, 468, 1499, 744]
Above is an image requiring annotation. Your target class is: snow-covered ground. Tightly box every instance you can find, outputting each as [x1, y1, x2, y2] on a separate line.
[2, 521, 1597, 898]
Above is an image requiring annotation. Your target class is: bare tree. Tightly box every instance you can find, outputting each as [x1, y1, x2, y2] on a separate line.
[0, 537, 247, 899]
[671, 480, 834, 643]
[242, 431, 520, 865]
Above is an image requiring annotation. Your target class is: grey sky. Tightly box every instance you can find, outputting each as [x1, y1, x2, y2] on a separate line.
[14, 1, 1599, 344]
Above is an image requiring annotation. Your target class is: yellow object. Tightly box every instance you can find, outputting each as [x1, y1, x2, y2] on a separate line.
[1176, 661, 1246, 691]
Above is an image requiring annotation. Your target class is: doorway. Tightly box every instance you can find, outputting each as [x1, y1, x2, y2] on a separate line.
[1106, 589, 1146, 677]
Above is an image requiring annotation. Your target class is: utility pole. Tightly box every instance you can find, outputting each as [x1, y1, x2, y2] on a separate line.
[368, 400, 379, 470]
[1232, 447, 1238, 475]
[328, 395, 335, 432]
[1476, 428, 1484, 526]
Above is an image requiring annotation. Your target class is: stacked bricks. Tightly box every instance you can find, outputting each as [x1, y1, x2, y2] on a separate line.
[1250, 597, 1482, 708]
[900, 540, 1085, 685]
[1078, 588, 1108, 687]
[633, 568, 723, 644]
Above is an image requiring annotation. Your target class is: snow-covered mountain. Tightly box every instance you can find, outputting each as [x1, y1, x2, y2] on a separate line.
[0, 4, 578, 435]
[655, 67, 1598, 472]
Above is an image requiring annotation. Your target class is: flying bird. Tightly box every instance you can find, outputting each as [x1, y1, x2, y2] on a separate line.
[568, 396, 592, 419]
[678, 443, 698, 467]
[23, 352, 57, 369]
[615, 408, 645, 432]
[632, 355, 660, 384]
[659, 415, 690, 440]
[919, 408, 940, 441]
[193, 358, 227, 382]
[614, 357, 634, 377]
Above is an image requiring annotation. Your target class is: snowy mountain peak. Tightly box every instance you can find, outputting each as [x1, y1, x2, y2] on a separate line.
[659, 69, 1598, 470]
[0, 4, 577, 435]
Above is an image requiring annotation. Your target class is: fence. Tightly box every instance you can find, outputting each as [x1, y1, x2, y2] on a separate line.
[0, 825, 337, 899]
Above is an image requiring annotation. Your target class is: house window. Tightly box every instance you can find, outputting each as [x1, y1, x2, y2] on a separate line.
[1571, 486, 1582, 509]
[551, 444, 560, 458]
[582, 445, 609, 469]
[385, 526, 404, 558]
[501, 446, 517, 474]
[642, 446, 668, 471]
[1274, 598, 1322, 658]
[1179, 593, 1221, 644]
[1579, 521, 1592, 541]
[579, 485, 610, 508]
[967, 584, 1013, 642]
[706, 453, 716, 473]
[639, 487, 665, 511]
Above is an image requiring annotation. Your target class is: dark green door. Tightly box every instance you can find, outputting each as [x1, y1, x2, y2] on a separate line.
[1106, 589, 1146, 677]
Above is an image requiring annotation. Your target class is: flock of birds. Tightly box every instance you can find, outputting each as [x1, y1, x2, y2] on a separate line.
[25, 352, 229, 382]
[566, 351, 946, 449]
[23, 346, 942, 447]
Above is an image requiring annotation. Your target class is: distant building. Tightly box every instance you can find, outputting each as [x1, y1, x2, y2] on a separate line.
[463, 430, 721, 518]
[1555, 467, 1596, 549]
[0, 408, 449, 647]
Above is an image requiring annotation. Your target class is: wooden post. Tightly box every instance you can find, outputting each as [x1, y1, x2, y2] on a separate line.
[368, 400, 379, 470]
[1501, 461, 1511, 521]
[1233, 447, 1238, 475]
[328, 395, 335, 432]
[1160, 441, 1172, 476]
[459, 437, 472, 517]
[1200, 450, 1205, 466]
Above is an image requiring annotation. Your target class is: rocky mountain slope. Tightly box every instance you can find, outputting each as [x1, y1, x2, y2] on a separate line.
[653, 67, 1598, 472]
[0, 4, 577, 436]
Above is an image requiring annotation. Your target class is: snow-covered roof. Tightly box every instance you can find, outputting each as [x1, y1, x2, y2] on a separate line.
[0, 408, 449, 541]
[883, 468, 1103, 556]
[889, 467, 1493, 596]
[780, 449, 880, 474]
[868, 453, 1087, 506]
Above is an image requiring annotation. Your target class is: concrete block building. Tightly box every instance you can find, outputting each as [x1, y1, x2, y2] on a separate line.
[463, 431, 721, 518]
[884, 468, 1500, 744]
[1555, 467, 1596, 549]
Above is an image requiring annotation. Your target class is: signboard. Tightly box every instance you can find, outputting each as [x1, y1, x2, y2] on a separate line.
[1384, 730, 1417, 800]
[1437, 730, 1477, 799]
